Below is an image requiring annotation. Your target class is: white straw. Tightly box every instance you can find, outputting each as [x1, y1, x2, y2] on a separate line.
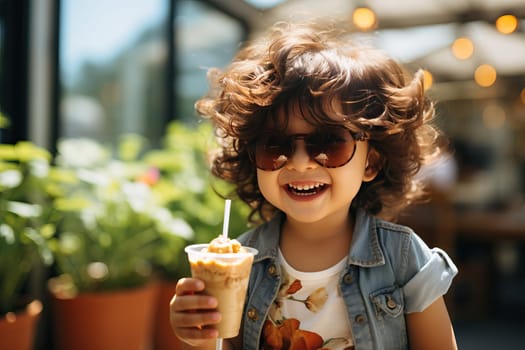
[217, 200, 230, 350]
[222, 199, 231, 238]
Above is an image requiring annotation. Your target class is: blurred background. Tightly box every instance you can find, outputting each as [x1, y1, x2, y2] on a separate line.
[1, 0, 524, 349]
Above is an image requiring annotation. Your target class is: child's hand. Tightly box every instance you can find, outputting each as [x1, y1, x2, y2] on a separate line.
[169, 277, 221, 348]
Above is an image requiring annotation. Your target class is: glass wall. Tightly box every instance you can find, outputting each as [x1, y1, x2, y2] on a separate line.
[174, 0, 244, 123]
[59, 0, 245, 147]
[59, 0, 169, 146]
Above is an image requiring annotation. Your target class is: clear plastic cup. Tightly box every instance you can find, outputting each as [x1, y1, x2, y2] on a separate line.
[185, 244, 258, 339]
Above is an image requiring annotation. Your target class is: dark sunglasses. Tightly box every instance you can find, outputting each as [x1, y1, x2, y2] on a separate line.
[254, 127, 367, 171]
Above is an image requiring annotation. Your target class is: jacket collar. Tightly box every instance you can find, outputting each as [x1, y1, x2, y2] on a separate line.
[242, 213, 283, 264]
[244, 209, 385, 267]
[347, 209, 386, 267]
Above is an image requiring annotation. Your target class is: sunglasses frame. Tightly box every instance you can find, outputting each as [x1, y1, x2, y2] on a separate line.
[253, 127, 368, 171]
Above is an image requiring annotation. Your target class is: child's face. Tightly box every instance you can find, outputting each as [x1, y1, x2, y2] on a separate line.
[256, 113, 377, 225]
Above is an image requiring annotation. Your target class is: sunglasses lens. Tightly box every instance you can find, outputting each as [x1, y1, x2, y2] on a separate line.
[255, 128, 357, 170]
[307, 128, 356, 168]
[255, 134, 292, 170]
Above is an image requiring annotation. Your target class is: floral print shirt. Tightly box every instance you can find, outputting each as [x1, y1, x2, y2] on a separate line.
[261, 249, 354, 350]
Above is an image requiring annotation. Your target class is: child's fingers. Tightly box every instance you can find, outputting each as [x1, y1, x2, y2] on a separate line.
[170, 277, 217, 311]
[169, 307, 221, 343]
[175, 277, 205, 294]
[171, 308, 222, 329]
[170, 292, 218, 312]
[169, 277, 222, 345]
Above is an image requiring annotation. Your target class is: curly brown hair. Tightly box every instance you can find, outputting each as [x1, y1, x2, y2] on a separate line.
[196, 22, 442, 223]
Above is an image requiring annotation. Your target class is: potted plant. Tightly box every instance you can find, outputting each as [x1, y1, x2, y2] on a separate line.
[143, 121, 249, 349]
[0, 130, 56, 350]
[47, 135, 192, 350]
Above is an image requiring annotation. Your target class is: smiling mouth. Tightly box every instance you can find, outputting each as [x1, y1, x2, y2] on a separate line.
[286, 183, 327, 196]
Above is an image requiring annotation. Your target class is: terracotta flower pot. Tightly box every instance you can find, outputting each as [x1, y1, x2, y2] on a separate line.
[153, 279, 183, 350]
[50, 282, 157, 350]
[0, 300, 43, 350]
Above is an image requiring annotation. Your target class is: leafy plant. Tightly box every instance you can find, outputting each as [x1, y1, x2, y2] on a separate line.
[0, 141, 56, 314]
[142, 121, 250, 280]
[48, 135, 192, 296]
[1, 118, 250, 301]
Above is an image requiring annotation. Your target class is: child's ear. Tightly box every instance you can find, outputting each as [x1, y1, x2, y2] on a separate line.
[363, 148, 382, 182]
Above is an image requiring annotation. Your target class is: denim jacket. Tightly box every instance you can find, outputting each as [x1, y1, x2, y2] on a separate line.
[236, 209, 458, 350]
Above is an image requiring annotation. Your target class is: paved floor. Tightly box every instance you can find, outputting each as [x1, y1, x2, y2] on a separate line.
[451, 250, 525, 350]
[455, 318, 525, 350]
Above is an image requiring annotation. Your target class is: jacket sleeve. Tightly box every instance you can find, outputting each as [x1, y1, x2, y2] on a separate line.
[401, 233, 458, 313]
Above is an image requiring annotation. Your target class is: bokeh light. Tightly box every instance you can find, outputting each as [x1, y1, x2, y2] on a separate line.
[87, 261, 109, 280]
[496, 14, 518, 34]
[423, 69, 433, 90]
[352, 7, 377, 31]
[474, 64, 497, 87]
[452, 37, 474, 60]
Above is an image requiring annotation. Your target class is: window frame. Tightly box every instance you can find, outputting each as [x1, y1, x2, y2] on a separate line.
[0, 0, 31, 144]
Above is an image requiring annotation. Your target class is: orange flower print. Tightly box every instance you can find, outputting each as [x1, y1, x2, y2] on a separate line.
[264, 266, 354, 349]
[262, 319, 323, 350]
[279, 271, 304, 295]
[279, 318, 300, 349]
[288, 287, 328, 313]
[263, 320, 284, 349]
[286, 279, 303, 294]
[289, 329, 324, 350]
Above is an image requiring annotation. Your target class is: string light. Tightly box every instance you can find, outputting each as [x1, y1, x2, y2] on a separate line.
[474, 64, 497, 87]
[496, 14, 518, 34]
[422, 70, 433, 90]
[352, 7, 377, 31]
[451, 37, 474, 60]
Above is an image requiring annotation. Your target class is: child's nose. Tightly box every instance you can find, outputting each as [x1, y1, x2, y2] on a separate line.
[286, 140, 317, 171]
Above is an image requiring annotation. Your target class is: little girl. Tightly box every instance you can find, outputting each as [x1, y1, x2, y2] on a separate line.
[170, 21, 458, 350]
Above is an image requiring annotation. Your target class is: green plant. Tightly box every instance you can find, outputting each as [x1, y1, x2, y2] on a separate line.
[48, 135, 192, 295]
[143, 121, 250, 280]
[0, 141, 56, 314]
[1, 117, 250, 300]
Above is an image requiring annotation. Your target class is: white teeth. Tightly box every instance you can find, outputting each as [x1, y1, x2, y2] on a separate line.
[288, 183, 324, 191]
[287, 183, 325, 196]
